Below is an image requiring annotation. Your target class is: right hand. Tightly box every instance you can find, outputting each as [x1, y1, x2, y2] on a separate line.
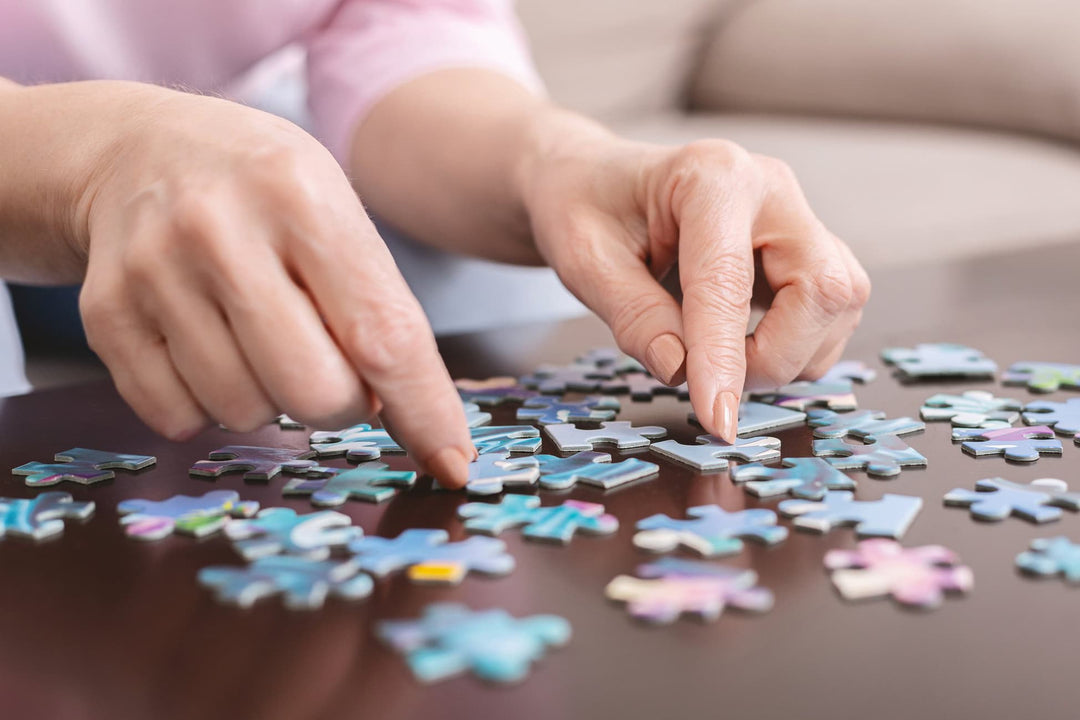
[68, 83, 474, 485]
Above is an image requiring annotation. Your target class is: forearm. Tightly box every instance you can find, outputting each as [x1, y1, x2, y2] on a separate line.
[348, 68, 614, 265]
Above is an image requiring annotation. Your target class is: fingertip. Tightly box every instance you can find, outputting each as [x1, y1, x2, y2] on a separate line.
[422, 445, 473, 490]
[713, 390, 740, 443]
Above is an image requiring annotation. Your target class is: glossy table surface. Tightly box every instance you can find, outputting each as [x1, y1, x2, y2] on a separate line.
[2, 244, 1079, 720]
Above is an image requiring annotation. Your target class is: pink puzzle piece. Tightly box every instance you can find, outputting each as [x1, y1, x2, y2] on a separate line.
[824, 539, 973, 609]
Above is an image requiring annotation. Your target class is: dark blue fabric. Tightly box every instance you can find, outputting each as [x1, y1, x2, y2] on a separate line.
[8, 284, 90, 353]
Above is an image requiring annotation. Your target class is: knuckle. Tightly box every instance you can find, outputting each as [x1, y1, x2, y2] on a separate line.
[348, 304, 435, 377]
[802, 261, 854, 318]
[750, 345, 803, 388]
[671, 139, 756, 195]
[608, 292, 671, 349]
[685, 268, 753, 319]
[754, 154, 799, 188]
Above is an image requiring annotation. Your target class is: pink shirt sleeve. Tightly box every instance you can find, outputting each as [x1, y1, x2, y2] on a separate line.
[305, 0, 545, 166]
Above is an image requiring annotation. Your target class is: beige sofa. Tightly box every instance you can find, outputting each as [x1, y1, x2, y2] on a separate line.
[519, 0, 1080, 268]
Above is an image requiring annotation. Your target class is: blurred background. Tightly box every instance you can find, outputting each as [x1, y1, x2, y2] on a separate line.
[14, 0, 1080, 387]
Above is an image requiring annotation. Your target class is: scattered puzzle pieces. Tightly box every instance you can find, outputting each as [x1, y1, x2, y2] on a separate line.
[224, 507, 361, 560]
[456, 377, 539, 406]
[605, 558, 773, 624]
[1016, 536, 1080, 583]
[732, 457, 856, 500]
[282, 464, 417, 506]
[190, 446, 317, 481]
[944, 477, 1080, 523]
[749, 380, 857, 412]
[471, 425, 542, 455]
[806, 409, 924, 441]
[520, 362, 615, 394]
[544, 421, 667, 452]
[14, 448, 156, 487]
[650, 435, 781, 472]
[377, 603, 571, 684]
[453, 453, 539, 495]
[458, 495, 619, 544]
[812, 435, 927, 477]
[0, 492, 94, 541]
[535, 453, 658, 491]
[881, 342, 997, 379]
[117, 491, 259, 540]
[198, 556, 372, 610]
[348, 529, 514, 584]
[516, 395, 620, 426]
[824, 539, 973, 609]
[577, 347, 645, 374]
[820, 360, 877, 384]
[920, 391, 1022, 429]
[953, 425, 1062, 462]
[598, 373, 687, 401]
[778, 491, 923, 538]
[634, 505, 787, 556]
[1022, 398, 1080, 442]
[308, 424, 403, 463]
[1003, 361, 1080, 393]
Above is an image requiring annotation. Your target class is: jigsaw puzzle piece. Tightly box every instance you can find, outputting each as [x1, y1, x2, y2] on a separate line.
[820, 360, 877, 384]
[953, 425, 1063, 462]
[462, 402, 492, 428]
[275, 414, 305, 430]
[634, 505, 787, 556]
[14, 448, 156, 487]
[812, 435, 927, 477]
[457, 495, 619, 544]
[308, 425, 403, 463]
[1003, 362, 1080, 393]
[649, 435, 781, 472]
[520, 362, 616, 394]
[693, 401, 807, 436]
[282, 464, 417, 506]
[732, 457, 856, 500]
[824, 539, 973, 609]
[117, 490, 259, 540]
[456, 377, 540, 406]
[606, 558, 773, 624]
[452, 453, 539, 495]
[348, 529, 514, 584]
[806, 410, 924, 441]
[377, 603, 571, 684]
[1016, 536, 1080, 583]
[471, 425, 542, 455]
[224, 507, 361, 560]
[544, 421, 667, 452]
[944, 477, 1080, 523]
[597, 373, 687, 401]
[0, 492, 95, 541]
[576, 347, 645, 374]
[190, 446, 317, 481]
[198, 556, 372, 610]
[881, 342, 997, 379]
[1022, 399, 1080, 442]
[778, 491, 923, 538]
[749, 381, 857, 412]
[516, 395, 620, 426]
[535, 452, 658, 491]
[920, 391, 1022, 428]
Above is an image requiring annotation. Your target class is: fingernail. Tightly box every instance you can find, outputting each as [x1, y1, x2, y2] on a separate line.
[714, 391, 739, 443]
[645, 333, 687, 385]
[425, 446, 473, 489]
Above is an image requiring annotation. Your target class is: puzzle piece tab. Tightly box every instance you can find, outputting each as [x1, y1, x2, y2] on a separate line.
[634, 505, 787, 556]
[224, 507, 362, 560]
[881, 343, 997, 379]
[806, 410, 924, 441]
[812, 435, 927, 477]
[824, 539, 973, 609]
[650, 435, 781, 472]
[535, 453, 659, 491]
[458, 495, 618, 544]
[456, 377, 539, 406]
[377, 603, 571, 684]
[348, 529, 514, 584]
[944, 477, 1080, 523]
[308, 425, 403, 463]
[0, 492, 95, 541]
[516, 395, 620, 426]
[820, 360, 877, 384]
[749, 381, 857, 412]
[605, 558, 773, 624]
[1003, 362, 1080, 393]
[953, 425, 1062, 462]
[190, 446, 317, 481]
[1022, 398, 1080, 442]
[778, 491, 923, 538]
[470, 425, 542, 455]
[198, 556, 372, 610]
[14, 448, 156, 487]
[732, 457, 856, 500]
[920, 391, 1022, 429]
[282, 464, 418, 506]
[544, 421, 667, 452]
[117, 490, 259, 540]
[1016, 537, 1080, 583]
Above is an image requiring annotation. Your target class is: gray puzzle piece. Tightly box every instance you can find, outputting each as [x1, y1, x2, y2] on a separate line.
[812, 435, 927, 477]
[1003, 362, 1080, 393]
[544, 421, 668, 452]
[732, 457, 856, 500]
[920, 391, 1022, 428]
[535, 453, 659, 490]
[198, 556, 373, 610]
[1023, 398, 1080, 442]
[520, 362, 616, 394]
[944, 477, 1080, 523]
[689, 402, 807, 437]
[190, 446, 317, 481]
[516, 395, 621, 426]
[954, 425, 1063, 462]
[806, 409, 924, 441]
[650, 435, 781, 472]
[598, 373, 687, 401]
[820, 360, 877, 384]
[309, 424, 403, 463]
[778, 491, 923, 538]
[454, 453, 540, 495]
[881, 342, 997, 379]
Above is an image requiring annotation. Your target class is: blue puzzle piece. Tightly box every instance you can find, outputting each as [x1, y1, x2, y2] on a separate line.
[0, 492, 95, 541]
[189, 445, 317, 481]
[806, 409, 924, 441]
[224, 507, 362, 560]
[778, 491, 923, 538]
[953, 425, 1063, 462]
[649, 435, 781, 472]
[14, 448, 156, 487]
[820, 360, 877, 384]
[1003, 362, 1080, 393]
[347, 529, 514, 583]
[282, 464, 418, 506]
[634, 504, 787, 556]
[457, 495, 619, 544]
[117, 490, 259, 540]
[881, 342, 997, 379]
[308, 424, 403, 463]
[732, 457, 856, 500]
[813, 435, 927, 477]
[470, 426, 542, 454]
[1023, 399, 1080, 442]
[516, 395, 621, 425]
[377, 603, 571, 684]
[1016, 536, 1080, 582]
[944, 477, 1080, 523]
[462, 402, 492, 428]
[198, 556, 372, 610]
[535, 452, 658, 491]
[443, 453, 539, 496]
[920, 391, 1022, 428]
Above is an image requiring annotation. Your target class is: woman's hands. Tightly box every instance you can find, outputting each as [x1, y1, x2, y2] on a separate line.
[0, 81, 474, 485]
[518, 111, 871, 442]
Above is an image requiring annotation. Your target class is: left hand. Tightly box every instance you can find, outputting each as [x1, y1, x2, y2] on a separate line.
[518, 112, 871, 442]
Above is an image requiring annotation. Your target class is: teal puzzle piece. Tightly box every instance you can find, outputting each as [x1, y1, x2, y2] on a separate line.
[14, 448, 156, 487]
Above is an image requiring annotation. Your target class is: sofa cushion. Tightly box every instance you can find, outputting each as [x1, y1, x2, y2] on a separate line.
[614, 113, 1080, 268]
[691, 0, 1080, 146]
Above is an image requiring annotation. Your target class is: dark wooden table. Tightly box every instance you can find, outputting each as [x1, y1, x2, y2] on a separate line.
[2, 243, 1079, 720]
